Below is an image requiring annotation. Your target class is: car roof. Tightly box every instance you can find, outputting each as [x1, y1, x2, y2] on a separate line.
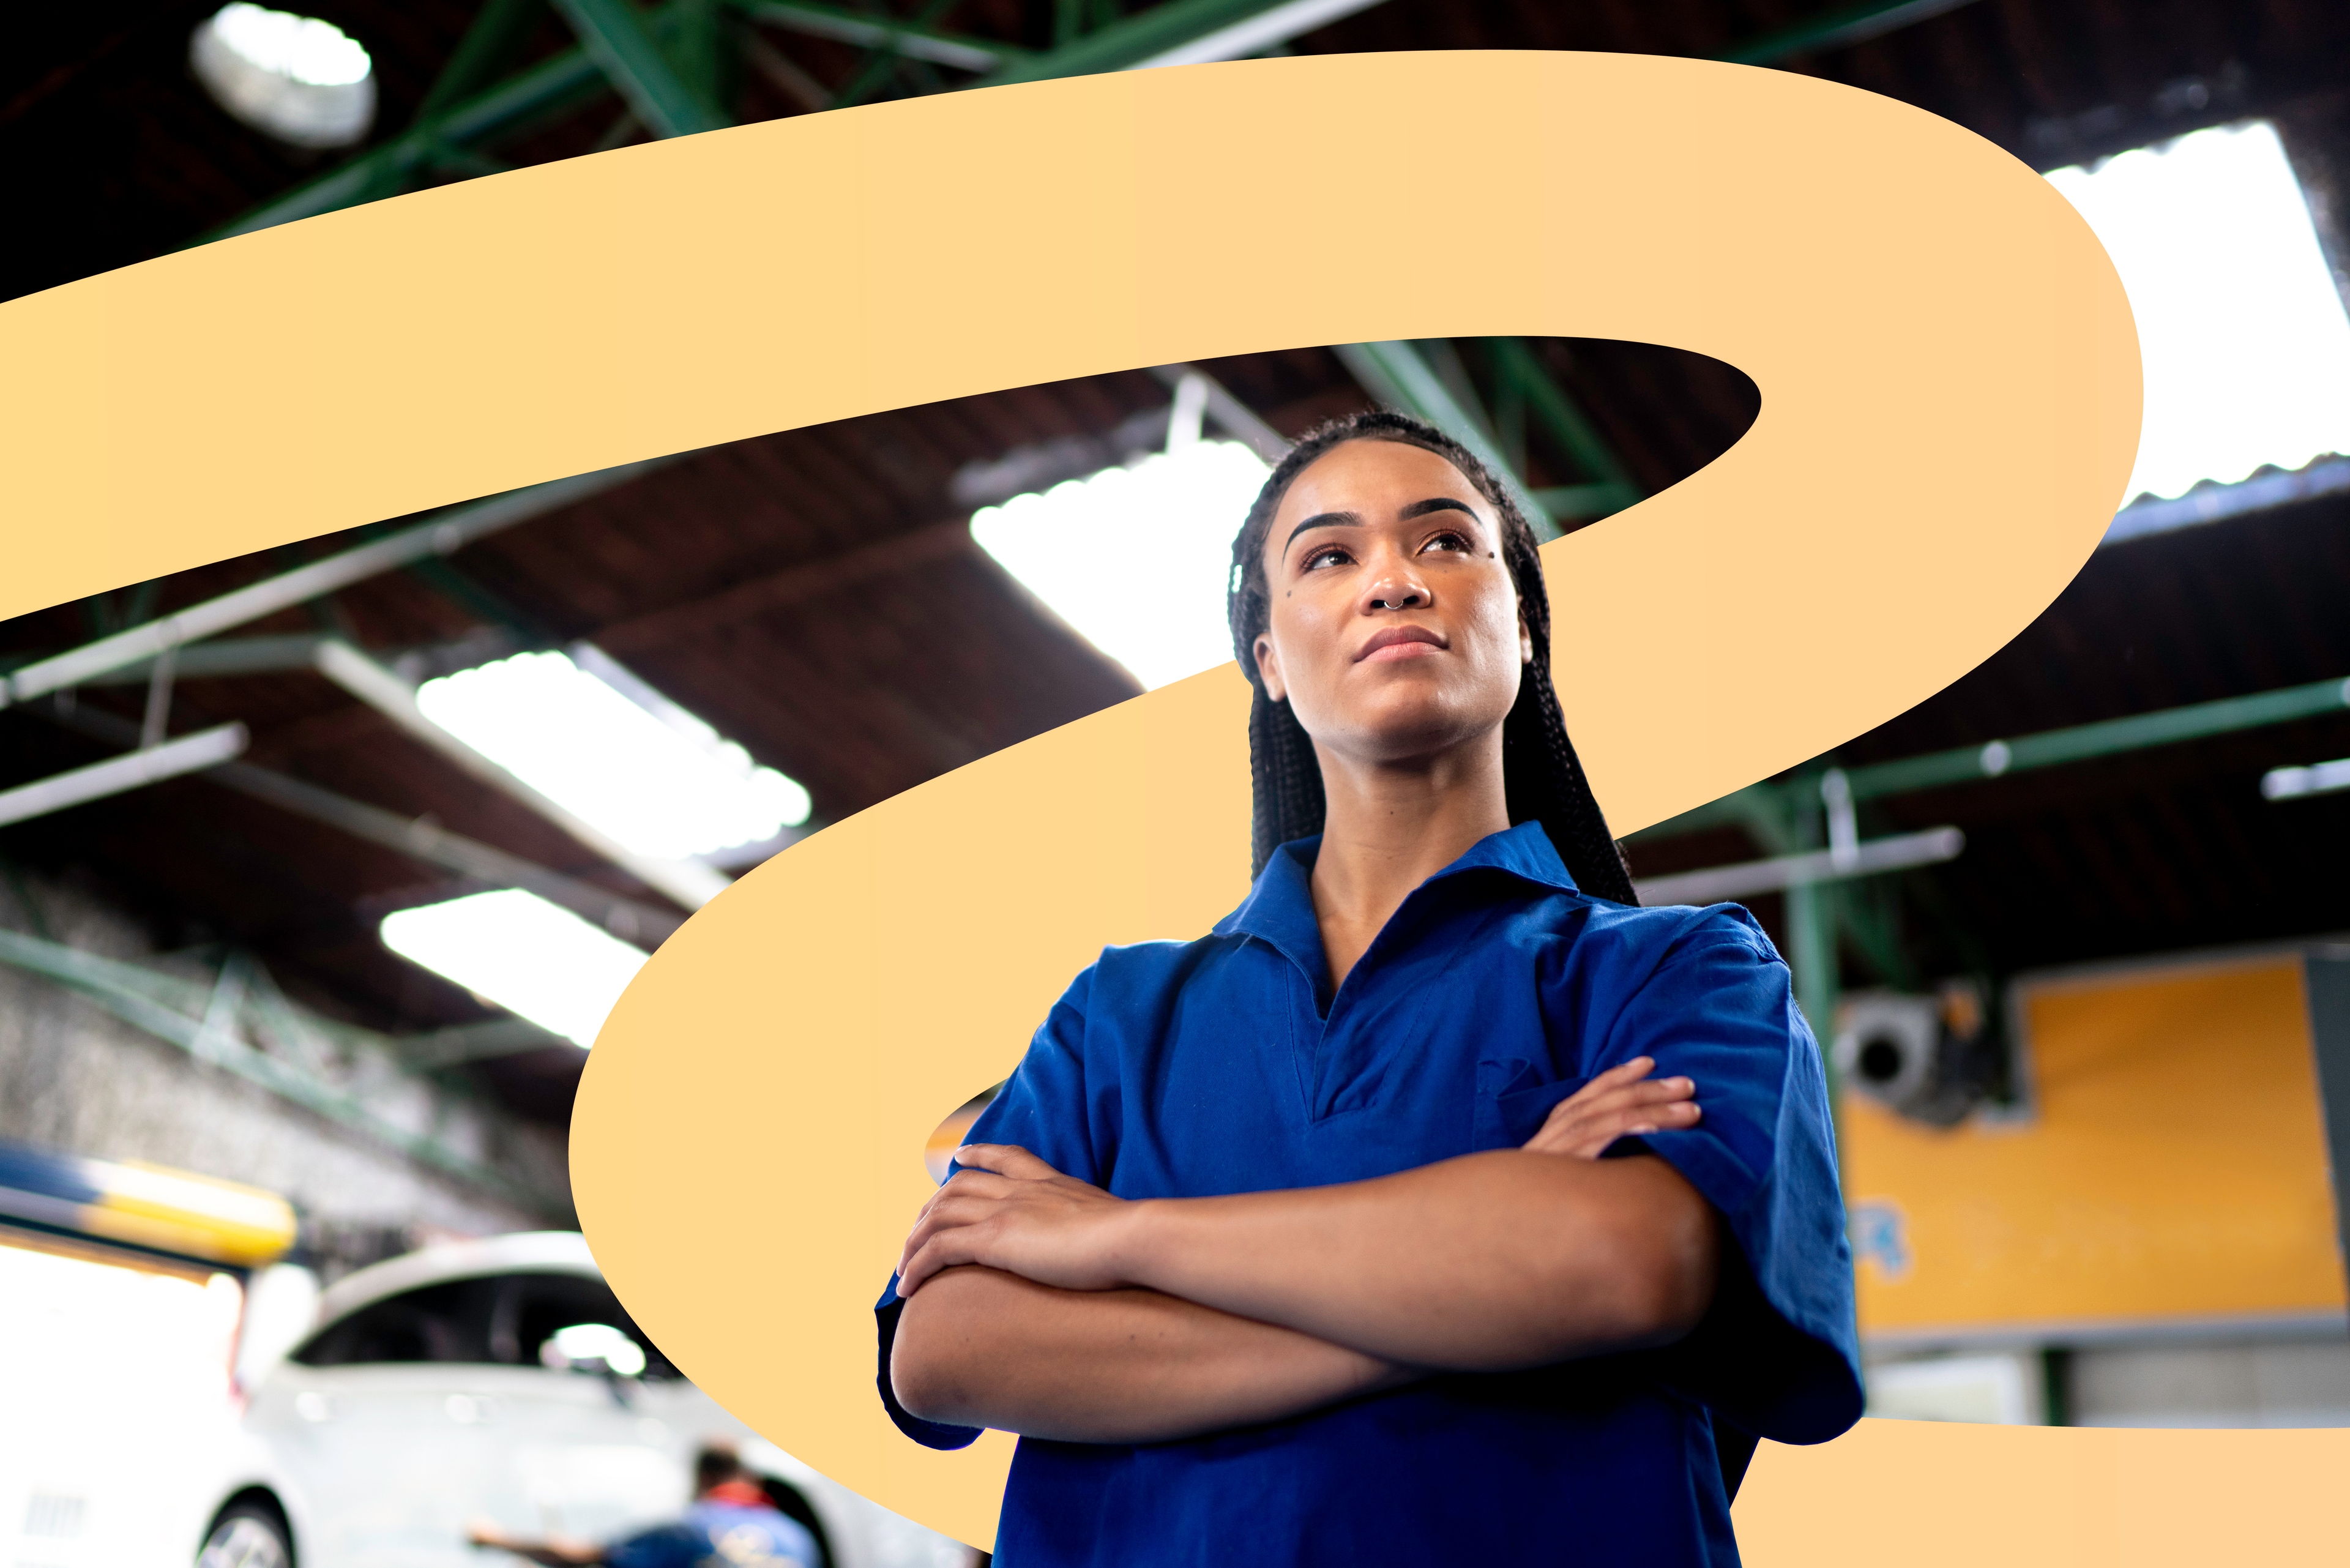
[315, 1230, 601, 1327]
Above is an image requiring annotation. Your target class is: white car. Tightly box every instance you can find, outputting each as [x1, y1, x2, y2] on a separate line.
[188, 1232, 969, 1568]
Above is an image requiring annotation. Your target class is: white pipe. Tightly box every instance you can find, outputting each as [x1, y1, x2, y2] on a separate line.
[0, 724, 249, 829]
[1635, 827, 1965, 908]
[309, 640, 731, 910]
[2, 458, 670, 707]
[1130, 0, 1390, 69]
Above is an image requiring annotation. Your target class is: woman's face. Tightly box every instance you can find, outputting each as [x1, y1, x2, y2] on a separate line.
[1253, 438, 1531, 767]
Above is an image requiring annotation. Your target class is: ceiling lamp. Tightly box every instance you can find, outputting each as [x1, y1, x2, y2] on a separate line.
[190, 3, 376, 150]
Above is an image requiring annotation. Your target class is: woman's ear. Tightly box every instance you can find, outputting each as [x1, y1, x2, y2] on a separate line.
[1253, 633, 1286, 701]
[1518, 610, 1534, 666]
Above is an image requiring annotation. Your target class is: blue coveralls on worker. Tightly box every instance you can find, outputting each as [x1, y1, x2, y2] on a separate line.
[878, 820, 1863, 1567]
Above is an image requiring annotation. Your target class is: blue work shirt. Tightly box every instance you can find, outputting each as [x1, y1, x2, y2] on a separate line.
[877, 821, 1861, 1567]
[603, 1499, 819, 1568]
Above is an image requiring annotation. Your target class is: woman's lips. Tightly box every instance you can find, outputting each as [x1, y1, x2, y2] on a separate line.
[1355, 625, 1447, 662]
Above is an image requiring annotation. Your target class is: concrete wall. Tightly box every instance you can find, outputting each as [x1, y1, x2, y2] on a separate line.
[0, 866, 569, 1252]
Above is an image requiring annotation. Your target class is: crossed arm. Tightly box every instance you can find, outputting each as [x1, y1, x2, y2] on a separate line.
[889, 1059, 1720, 1444]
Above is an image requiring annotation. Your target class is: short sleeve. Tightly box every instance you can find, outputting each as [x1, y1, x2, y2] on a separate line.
[602, 1524, 699, 1568]
[1588, 908, 1864, 1445]
[875, 961, 1106, 1450]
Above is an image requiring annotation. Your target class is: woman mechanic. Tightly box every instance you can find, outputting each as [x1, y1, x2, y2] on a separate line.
[873, 410, 1862, 1566]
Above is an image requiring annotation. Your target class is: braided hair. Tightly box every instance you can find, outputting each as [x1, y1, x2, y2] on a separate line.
[1226, 409, 1638, 904]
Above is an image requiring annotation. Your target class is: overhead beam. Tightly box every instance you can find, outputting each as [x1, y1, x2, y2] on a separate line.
[1488, 337, 1641, 500]
[1716, 0, 1985, 65]
[1147, 364, 1289, 465]
[1632, 673, 2350, 842]
[195, 44, 615, 243]
[1632, 826, 1964, 906]
[34, 697, 684, 947]
[733, 0, 1026, 72]
[0, 928, 567, 1215]
[1, 458, 670, 709]
[550, 0, 729, 137]
[1332, 340, 1563, 539]
[975, 0, 1388, 85]
[0, 725, 248, 830]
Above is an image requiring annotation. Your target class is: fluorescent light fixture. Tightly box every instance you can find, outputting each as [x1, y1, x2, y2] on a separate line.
[416, 648, 811, 861]
[191, 3, 375, 148]
[2046, 121, 2350, 504]
[971, 439, 1272, 690]
[380, 889, 647, 1048]
[2261, 758, 2350, 801]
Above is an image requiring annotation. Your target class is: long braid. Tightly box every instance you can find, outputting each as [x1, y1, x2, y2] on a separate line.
[1228, 410, 1638, 904]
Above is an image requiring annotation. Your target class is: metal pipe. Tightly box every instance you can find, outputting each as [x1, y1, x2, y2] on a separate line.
[310, 640, 731, 910]
[1633, 672, 2350, 842]
[1633, 826, 1964, 906]
[977, 0, 1392, 85]
[1845, 676, 2350, 802]
[1148, 363, 1289, 465]
[732, 0, 1025, 71]
[1127, 0, 1390, 68]
[0, 725, 248, 831]
[31, 698, 682, 944]
[2, 460, 669, 709]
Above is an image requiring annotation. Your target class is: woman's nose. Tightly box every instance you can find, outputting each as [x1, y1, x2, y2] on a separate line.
[1362, 566, 1430, 613]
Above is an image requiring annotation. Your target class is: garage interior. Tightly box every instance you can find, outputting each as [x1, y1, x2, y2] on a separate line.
[3, 0, 2349, 1558]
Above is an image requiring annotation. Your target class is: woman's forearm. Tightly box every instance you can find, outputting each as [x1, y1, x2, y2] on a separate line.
[891, 1264, 1416, 1443]
[1111, 1151, 1718, 1370]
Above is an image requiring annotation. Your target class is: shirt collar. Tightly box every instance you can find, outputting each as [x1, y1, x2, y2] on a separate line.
[1212, 819, 1580, 973]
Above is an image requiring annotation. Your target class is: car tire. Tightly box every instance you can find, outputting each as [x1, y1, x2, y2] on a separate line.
[197, 1500, 294, 1568]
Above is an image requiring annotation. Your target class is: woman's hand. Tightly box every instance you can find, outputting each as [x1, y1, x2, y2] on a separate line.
[896, 1144, 1139, 1296]
[1521, 1057, 1699, 1159]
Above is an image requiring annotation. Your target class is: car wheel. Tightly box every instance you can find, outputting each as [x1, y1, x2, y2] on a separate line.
[197, 1502, 294, 1568]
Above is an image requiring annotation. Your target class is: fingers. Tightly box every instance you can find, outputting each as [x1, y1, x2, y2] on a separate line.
[897, 1185, 1005, 1276]
[897, 1223, 986, 1295]
[952, 1143, 1061, 1180]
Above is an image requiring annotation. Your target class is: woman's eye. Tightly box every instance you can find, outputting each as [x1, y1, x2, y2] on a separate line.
[1304, 546, 1351, 570]
[1422, 531, 1471, 554]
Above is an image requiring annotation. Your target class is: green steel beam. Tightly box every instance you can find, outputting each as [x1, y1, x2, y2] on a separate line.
[1332, 340, 1563, 540]
[1632, 673, 2350, 843]
[550, 0, 729, 137]
[732, 0, 1026, 73]
[195, 45, 614, 242]
[1715, 0, 1983, 65]
[0, 928, 567, 1215]
[1488, 337, 1640, 499]
[420, 0, 555, 123]
[1845, 675, 2350, 802]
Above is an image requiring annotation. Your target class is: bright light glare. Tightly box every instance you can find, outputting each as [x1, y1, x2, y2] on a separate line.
[2261, 756, 2350, 800]
[542, 1321, 647, 1376]
[971, 439, 1272, 690]
[2047, 121, 2350, 503]
[417, 650, 810, 859]
[381, 889, 647, 1048]
[210, 2, 370, 84]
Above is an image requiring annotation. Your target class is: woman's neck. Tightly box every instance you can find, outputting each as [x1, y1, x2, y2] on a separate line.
[1307, 734, 1512, 995]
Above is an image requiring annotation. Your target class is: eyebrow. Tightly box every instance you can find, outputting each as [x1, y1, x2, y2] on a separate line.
[1282, 496, 1479, 554]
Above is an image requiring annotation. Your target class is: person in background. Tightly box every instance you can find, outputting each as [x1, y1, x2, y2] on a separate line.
[468, 1440, 821, 1567]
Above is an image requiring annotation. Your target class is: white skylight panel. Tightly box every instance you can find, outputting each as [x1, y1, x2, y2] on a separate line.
[971, 439, 1272, 690]
[380, 889, 647, 1049]
[415, 649, 811, 861]
[2046, 121, 2350, 504]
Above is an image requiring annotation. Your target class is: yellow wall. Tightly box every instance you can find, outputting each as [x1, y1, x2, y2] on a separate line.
[1845, 955, 2346, 1337]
